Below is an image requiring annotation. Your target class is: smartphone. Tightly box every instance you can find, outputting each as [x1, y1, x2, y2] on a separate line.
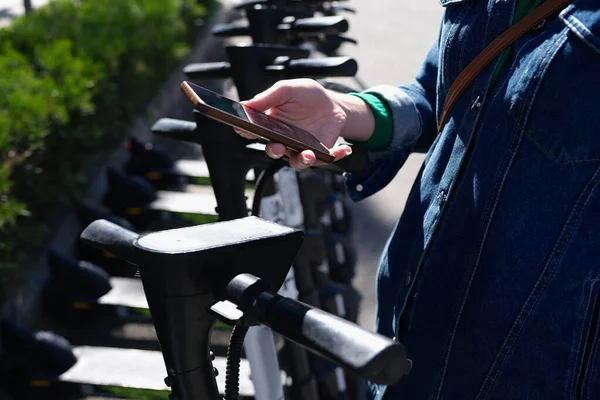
[180, 81, 335, 163]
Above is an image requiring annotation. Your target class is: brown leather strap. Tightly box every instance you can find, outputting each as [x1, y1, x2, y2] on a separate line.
[437, 0, 573, 134]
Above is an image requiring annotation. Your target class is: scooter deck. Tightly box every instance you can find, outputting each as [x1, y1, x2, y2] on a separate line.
[149, 187, 254, 215]
[98, 277, 147, 309]
[59, 346, 259, 396]
[174, 159, 255, 181]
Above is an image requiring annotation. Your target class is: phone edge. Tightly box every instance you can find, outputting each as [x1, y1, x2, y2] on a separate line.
[180, 81, 335, 163]
[181, 81, 200, 106]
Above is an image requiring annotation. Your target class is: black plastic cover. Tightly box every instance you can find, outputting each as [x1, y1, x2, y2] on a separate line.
[126, 136, 175, 170]
[211, 22, 250, 37]
[151, 118, 199, 144]
[0, 319, 77, 374]
[105, 167, 157, 204]
[292, 16, 349, 34]
[47, 249, 112, 299]
[282, 56, 358, 78]
[76, 202, 137, 231]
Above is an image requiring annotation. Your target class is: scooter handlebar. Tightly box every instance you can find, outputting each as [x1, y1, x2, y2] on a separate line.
[80, 220, 139, 266]
[228, 273, 412, 385]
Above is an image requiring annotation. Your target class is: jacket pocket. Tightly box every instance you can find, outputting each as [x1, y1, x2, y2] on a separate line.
[574, 279, 600, 400]
[521, 2, 600, 164]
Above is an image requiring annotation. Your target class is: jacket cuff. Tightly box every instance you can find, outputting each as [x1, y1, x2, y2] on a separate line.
[344, 85, 422, 202]
[346, 92, 394, 151]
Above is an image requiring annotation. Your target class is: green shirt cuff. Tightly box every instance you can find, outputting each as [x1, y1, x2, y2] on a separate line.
[346, 92, 394, 151]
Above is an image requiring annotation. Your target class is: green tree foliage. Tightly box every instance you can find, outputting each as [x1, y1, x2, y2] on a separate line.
[0, 0, 213, 292]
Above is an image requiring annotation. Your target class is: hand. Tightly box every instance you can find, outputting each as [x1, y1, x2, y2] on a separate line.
[235, 79, 374, 169]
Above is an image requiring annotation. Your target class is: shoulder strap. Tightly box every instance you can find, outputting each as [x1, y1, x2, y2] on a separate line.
[437, 0, 574, 134]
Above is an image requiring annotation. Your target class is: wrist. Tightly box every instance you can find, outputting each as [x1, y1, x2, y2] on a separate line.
[330, 91, 376, 142]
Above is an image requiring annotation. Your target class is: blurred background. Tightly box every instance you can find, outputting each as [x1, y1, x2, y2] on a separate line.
[0, 0, 442, 399]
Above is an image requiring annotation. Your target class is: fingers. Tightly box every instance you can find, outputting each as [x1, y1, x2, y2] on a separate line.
[265, 142, 314, 169]
[287, 149, 317, 170]
[331, 144, 353, 161]
[265, 142, 286, 159]
[233, 127, 260, 140]
[265, 143, 354, 170]
[241, 81, 291, 112]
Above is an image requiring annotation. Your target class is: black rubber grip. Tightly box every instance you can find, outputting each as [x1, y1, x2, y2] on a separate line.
[283, 57, 358, 78]
[80, 220, 139, 266]
[183, 61, 232, 80]
[151, 118, 197, 143]
[211, 22, 250, 38]
[293, 16, 349, 35]
[228, 274, 412, 385]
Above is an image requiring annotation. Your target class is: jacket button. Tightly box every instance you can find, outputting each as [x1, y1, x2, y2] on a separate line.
[533, 18, 547, 30]
[471, 96, 482, 110]
[356, 184, 364, 192]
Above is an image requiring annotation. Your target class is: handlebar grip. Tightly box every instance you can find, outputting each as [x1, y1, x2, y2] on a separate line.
[292, 16, 349, 35]
[183, 62, 232, 80]
[291, 303, 411, 384]
[211, 22, 250, 38]
[282, 57, 357, 78]
[229, 274, 411, 385]
[151, 118, 198, 143]
[80, 220, 139, 265]
[320, 34, 358, 46]
[332, 5, 357, 13]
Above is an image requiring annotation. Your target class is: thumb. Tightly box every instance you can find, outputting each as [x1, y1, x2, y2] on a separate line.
[241, 82, 292, 112]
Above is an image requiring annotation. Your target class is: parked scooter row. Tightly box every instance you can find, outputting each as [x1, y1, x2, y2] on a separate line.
[0, 1, 370, 399]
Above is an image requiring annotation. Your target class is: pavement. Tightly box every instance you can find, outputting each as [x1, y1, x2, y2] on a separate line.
[337, 0, 444, 329]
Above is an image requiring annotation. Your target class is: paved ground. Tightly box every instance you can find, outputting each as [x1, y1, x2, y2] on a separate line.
[337, 0, 444, 329]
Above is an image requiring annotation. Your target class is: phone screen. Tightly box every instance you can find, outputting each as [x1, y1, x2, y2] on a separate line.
[183, 82, 333, 161]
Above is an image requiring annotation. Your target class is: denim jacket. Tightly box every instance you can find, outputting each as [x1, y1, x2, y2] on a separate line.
[345, 1, 600, 399]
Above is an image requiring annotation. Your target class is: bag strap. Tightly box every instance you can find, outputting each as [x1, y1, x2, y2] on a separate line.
[437, 0, 574, 134]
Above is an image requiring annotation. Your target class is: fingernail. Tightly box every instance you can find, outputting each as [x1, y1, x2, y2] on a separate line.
[301, 155, 312, 165]
[345, 147, 353, 155]
[266, 149, 282, 159]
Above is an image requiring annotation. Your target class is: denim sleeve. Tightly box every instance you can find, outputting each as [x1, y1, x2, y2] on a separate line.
[345, 38, 441, 202]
